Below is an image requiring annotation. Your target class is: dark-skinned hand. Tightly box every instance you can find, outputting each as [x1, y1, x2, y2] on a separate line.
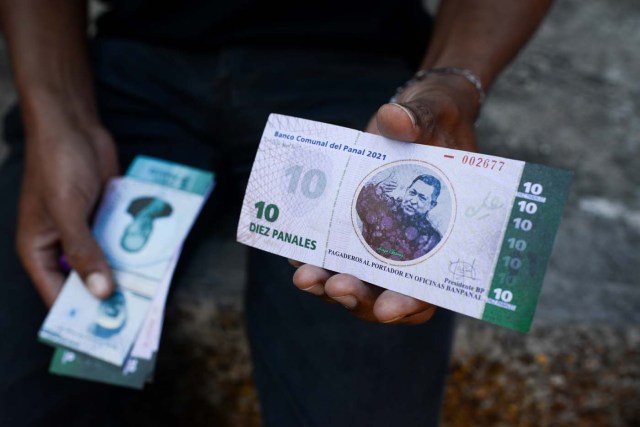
[291, 74, 480, 324]
[17, 118, 119, 307]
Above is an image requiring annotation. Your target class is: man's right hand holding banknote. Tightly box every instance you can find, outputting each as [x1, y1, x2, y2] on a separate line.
[292, 0, 553, 324]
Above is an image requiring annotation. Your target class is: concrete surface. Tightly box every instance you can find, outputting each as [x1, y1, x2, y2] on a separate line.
[0, 0, 638, 425]
[439, 1, 640, 424]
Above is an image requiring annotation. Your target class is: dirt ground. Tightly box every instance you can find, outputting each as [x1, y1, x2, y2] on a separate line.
[0, 0, 638, 425]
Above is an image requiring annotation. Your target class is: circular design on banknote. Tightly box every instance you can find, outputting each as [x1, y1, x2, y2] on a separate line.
[351, 160, 456, 265]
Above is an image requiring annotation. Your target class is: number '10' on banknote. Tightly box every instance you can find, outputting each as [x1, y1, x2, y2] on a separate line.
[237, 114, 572, 332]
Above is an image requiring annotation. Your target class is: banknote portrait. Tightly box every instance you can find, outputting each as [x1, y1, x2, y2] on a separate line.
[353, 161, 454, 264]
[91, 290, 128, 338]
[121, 197, 173, 253]
[92, 182, 188, 278]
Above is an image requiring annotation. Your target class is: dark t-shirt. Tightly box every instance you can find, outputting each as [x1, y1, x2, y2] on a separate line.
[97, 0, 432, 65]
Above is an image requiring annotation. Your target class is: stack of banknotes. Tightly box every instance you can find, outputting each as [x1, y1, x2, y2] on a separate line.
[38, 156, 215, 389]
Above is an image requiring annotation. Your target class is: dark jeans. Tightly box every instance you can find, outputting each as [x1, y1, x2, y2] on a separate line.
[0, 39, 455, 427]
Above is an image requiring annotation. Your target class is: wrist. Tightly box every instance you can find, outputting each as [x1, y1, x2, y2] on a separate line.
[395, 72, 483, 124]
[393, 68, 485, 108]
[21, 86, 103, 141]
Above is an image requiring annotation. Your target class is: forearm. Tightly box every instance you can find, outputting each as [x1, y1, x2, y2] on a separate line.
[422, 0, 553, 102]
[0, 0, 98, 135]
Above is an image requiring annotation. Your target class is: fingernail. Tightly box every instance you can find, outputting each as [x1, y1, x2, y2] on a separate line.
[301, 284, 325, 296]
[86, 272, 110, 297]
[389, 103, 417, 128]
[333, 295, 357, 309]
[381, 315, 406, 324]
[288, 259, 304, 268]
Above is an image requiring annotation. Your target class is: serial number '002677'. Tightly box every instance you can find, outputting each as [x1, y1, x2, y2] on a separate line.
[462, 154, 505, 171]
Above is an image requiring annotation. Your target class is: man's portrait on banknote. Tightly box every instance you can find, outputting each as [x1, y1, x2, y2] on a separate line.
[353, 161, 454, 264]
[91, 290, 128, 338]
[121, 197, 173, 253]
[91, 183, 195, 276]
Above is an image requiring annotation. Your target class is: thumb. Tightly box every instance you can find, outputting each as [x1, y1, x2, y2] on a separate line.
[56, 216, 115, 299]
[373, 102, 436, 145]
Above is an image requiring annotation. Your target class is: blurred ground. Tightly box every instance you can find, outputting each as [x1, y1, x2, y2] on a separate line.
[1, 0, 638, 425]
[442, 1, 640, 425]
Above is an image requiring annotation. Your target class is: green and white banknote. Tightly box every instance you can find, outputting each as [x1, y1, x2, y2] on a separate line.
[49, 344, 156, 390]
[48, 249, 180, 389]
[40, 156, 214, 367]
[237, 114, 572, 332]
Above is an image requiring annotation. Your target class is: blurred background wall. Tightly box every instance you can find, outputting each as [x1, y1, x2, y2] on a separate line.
[0, 0, 638, 425]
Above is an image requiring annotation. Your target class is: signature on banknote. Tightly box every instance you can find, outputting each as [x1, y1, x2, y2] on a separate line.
[448, 258, 478, 284]
[465, 191, 504, 220]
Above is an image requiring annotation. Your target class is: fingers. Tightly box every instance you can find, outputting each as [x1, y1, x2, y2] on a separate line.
[374, 102, 434, 144]
[293, 264, 435, 325]
[288, 258, 304, 268]
[323, 276, 434, 324]
[16, 196, 66, 307]
[26, 251, 66, 308]
[52, 207, 115, 299]
[16, 227, 66, 308]
[59, 226, 114, 299]
[323, 274, 384, 322]
[292, 264, 332, 296]
[373, 290, 437, 325]
[19, 194, 114, 301]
